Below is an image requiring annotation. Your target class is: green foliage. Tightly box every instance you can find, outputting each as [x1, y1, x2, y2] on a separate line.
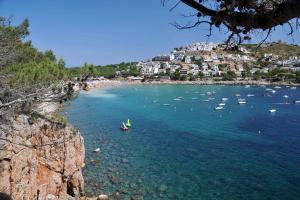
[223, 70, 236, 81]
[170, 69, 180, 80]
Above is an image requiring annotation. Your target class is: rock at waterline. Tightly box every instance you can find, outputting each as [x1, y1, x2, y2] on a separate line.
[157, 184, 168, 193]
[97, 194, 109, 200]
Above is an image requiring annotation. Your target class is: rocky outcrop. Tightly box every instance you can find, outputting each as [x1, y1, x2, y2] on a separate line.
[0, 114, 85, 200]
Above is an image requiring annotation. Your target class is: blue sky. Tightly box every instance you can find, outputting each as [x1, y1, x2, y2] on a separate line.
[1, 0, 299, 66]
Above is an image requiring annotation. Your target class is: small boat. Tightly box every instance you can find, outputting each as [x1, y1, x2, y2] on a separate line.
[163, 103, 170, 106]
[245, 85, 250, 88]
[238, 98, 246, 102]
[215, 106, 223, 110]
[206, 92, 213, 96]
[271, 90, 276, 94]
[269, 109, 277, 113]
[283, 95, 289, 98]
[208, 97, 215, 100]
[235, 94, 241, 97]
[274, 86, 281, 89]
[177, 96, 184, 99]
[126, 119, 131, 127]
[93, 148, 100, 153]
[238, 101, 247, 104]
[291, 87, 297, 90]
[219, 103, 226, 106]
[191, 97, 198, 100]
[200, 93, 205, 96]
[293, 100, 300, 104]
[265, 88, 272, 91]
[222, 98, 228, 101]
[173, 98, 181, 101]
[202, 100, 209, 102]
[247, 94, 255, 97]
[120, 122, 129, 131]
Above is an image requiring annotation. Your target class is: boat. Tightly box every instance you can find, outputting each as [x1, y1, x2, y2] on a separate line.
[245, 85, 250, 88]
[222, 98, 228, 101]
[215, 106, 223, 110]
[269, 109, 277, 113]
[177, 96, 184, 99]
[238, 99, 247, 104]
[271, 90, 276, 94]
[247, 94, 255, 97]
[191, 97, 198, 100]
[265, 88, 272, 91]
[208, 97, 215, 100]
[291, 87, 297, 90]
[163, 103, 170, 106]
[206, 92, 213, 96]
[93, 148, 100, 153]
[219, 103, 226, 106]
[200, 93, 205, 96]
[202, 100, 209, 102]
[126, 119, 131, 127]
[120, 122, 129, 131]
[235, 94, 241, 97]
[293, 100, 300, 104]
[274, 86, 281, 89]
[283, 95, 289, 98]
[173, 98, 181, 101]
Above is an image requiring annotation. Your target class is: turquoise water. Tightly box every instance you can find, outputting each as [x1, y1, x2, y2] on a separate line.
[64, 85, 300, 200]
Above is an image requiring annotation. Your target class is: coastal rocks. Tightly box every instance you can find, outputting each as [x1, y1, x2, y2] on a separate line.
[0, 114, 85, 200]
[157, 184, 168, 193]
[97, 194, 109, 200]
[108, 174, 119, 184]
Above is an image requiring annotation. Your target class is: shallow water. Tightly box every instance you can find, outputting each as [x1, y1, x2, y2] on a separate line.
[64, 85, 300, 200]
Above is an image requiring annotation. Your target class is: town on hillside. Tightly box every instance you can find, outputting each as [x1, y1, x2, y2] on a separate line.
[130, 42, 300, 82]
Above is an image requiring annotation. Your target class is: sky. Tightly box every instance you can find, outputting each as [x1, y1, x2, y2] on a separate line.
[1, 0, 300, 66]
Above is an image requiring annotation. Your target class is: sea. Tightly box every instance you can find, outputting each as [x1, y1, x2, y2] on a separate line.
[63, 84, 300, 200]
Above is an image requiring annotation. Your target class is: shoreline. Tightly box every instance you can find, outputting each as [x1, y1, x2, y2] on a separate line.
[84, 79, 300, 91]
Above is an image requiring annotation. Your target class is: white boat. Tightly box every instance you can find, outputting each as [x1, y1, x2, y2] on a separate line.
[294, 100, 300, 104]
[222, 98, 228, 101]
[271, 90, 276, 94]
[238, 98, 246, 102]
[202, 100, 209, 102]
[177, 96, 184, 99]
[247, 94, 255, 97]
[163, 104, 170, 106]
[173, 98, 181, 101]
[265, 88, 272, 91]
[283, 95, 289, 98]
[238, 101, 247, 104]
[200, 93, 205, 96]
[235, 94, 241, 97]
[269, 109, 277, 113]
[208, 97, 215, 100]
[94, 148, 100, 153]
[274, 86, 281, 89]
[245, 85, 250, 88]
[215, 106, 223, 110]
[219, 103, 226, 106]
[191, 97, 198, 100]
[206, 92, 213, 96]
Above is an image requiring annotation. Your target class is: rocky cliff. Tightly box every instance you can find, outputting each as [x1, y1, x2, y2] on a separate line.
[0, 112, 85, 200]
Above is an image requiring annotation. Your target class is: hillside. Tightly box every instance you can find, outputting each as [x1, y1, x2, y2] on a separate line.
[243, 43, 300, 58]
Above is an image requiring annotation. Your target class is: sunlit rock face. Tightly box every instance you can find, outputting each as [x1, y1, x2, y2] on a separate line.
[0, 114, 85, 200]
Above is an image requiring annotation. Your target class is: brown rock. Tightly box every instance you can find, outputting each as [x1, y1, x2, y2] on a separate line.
[0, 114, 85, 200]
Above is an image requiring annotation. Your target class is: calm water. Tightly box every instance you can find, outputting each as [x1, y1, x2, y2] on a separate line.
[64, 85, 300, 200]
